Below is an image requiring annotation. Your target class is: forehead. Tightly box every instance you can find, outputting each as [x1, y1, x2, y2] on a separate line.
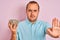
[27, 3, 38, 10]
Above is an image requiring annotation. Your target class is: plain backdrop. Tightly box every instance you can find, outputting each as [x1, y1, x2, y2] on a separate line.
[0, 0, 60, 40]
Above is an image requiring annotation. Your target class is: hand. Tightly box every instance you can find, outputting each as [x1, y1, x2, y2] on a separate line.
[8, 19, 18, 34]
[59, 21, 60, 36]
[52, 18, 60, 37]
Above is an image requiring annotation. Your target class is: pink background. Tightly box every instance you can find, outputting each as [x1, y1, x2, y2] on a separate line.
[0, 0, 60, 40]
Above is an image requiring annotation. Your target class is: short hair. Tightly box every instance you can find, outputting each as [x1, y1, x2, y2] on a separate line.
[26, 1, 40, 10]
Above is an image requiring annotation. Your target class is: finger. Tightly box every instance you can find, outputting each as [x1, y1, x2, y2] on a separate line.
[59, 21, 60, 27]
[10, 23, 13, 28]
[52, 18, 59, 31]
[8, 21, 12, 28]
[9, 20, 14, 29]
[52, 18, 58, 27]
[8, 22, 10, 27]
[13, 24, 17, 29]
[11, 23, 17, 29]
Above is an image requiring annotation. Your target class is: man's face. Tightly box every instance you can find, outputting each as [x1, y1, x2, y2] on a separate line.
[26, 3, 39, 22]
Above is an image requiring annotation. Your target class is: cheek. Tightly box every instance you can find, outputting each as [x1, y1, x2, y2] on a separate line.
[27, 12, 31, 17]
[34, 13, 38, 17]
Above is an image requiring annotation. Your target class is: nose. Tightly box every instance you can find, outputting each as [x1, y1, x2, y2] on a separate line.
[31, 10, 34, 15]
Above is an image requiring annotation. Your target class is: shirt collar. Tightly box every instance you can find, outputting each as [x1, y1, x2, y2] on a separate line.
[26, 18, 38, 25]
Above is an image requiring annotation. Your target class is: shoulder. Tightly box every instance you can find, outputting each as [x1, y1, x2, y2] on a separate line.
[37, 20, 51, 27]
[18, 20, 26, 25]
[17, 20, 26, 30]
[38, 20, 48, 24]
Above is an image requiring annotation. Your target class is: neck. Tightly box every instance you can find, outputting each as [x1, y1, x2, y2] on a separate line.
[30, 20, 37, 24]
[31, 22, 35, 24]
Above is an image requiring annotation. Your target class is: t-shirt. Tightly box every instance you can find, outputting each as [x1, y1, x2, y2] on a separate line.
[16, 19, 51, 40]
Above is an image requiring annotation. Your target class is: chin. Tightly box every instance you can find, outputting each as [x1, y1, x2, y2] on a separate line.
[29, 18, 37, 22]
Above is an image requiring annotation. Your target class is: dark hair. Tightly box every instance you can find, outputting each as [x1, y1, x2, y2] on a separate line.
[26, 1, 40, 10]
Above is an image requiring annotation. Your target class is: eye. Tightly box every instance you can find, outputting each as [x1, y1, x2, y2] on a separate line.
[34, 10, 37, 12]
[28, 9, 32, 12]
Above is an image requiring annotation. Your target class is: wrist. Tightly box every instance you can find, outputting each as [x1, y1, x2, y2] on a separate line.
[12, 31, 16, 34]
[11, 33, 16, 37]
[11, 32, 16, 40]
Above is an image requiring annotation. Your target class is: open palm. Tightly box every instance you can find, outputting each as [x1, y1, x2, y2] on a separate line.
[52, 18, 60, 37]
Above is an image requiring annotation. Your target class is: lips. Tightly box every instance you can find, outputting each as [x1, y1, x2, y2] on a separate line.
[30, 15, 35, 18]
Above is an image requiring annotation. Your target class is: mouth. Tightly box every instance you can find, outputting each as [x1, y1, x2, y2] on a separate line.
[30, 15, 35, 18]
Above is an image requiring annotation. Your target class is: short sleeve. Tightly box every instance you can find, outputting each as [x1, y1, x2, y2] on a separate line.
[16, 32, 20, 40]
[16, 22, 21, 40]
[44, 22, 51, 34]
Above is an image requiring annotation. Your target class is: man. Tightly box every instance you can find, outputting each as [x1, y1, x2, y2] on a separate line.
[8, 1, 60, 40]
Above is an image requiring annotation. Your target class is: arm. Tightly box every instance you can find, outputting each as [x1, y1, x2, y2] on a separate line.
[10, 33, 16, 40]
[8, 19, 19, 40]
[9, 23, 17, 40]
